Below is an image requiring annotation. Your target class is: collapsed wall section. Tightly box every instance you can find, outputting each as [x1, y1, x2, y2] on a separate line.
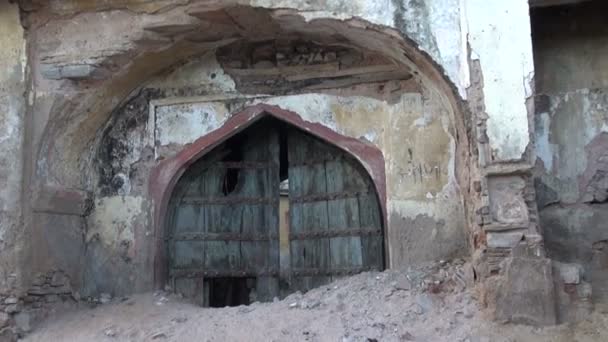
[7, 0, 554, 331]
[0, 1, 28, 333]
[533, 1, 608, 321]
[87, 46, 466, 296]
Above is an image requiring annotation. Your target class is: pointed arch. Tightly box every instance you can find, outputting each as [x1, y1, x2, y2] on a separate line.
[149, 103, 387, 287]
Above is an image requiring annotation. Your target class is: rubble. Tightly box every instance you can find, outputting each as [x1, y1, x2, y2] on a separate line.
[22, 259, 608, 342]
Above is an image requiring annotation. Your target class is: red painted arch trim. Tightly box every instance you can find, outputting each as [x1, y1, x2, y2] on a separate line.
[149, 103, 387, 288]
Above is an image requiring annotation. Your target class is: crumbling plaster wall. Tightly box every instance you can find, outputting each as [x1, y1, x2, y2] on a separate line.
[0, 1, 27, 299]
[84, 51, 466, 296]
[533, 2, 608, 318]
[12, 0, 546, 325]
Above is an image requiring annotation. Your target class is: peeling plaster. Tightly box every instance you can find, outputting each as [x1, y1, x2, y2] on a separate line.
[149, 89, 462, 267]
[535, 112, 553, 171]
[17, 0, 543, 299]
[88, 196, 148, 254]
[536, 89, 608, 203]
[464, 0, 534, 161]
[0, 4, 26, 214]
[155, 102, 230, 147]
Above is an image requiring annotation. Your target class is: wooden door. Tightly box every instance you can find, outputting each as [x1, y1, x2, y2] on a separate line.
[167, 127, 280, 305]
[288, 128, 384, 292]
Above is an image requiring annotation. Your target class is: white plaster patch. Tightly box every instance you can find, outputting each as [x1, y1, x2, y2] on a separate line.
[426, 0, 467, 97]
[538, 89, 608, 202]
[88, 196, 147, 250]
[155, 102, 229, 147]
[413, 111, 433, 128]
[0, 3, 26, 213]
[255, 0, 395, 27]
[147, 52, 236, 93]
[252, 93, 341, 131]
[465, 0, 534, 161]
[535, 112, 554, 171]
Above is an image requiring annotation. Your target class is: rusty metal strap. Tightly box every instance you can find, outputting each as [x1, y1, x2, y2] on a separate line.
[181, 196, 278, 205]
[170, 268, 280, 278]
[289, 227, 382, 240]
[289, 190, 369, 203]
[209, 161, 274, 169]
[291, 266, 379, 277]
[289, 156, 343, 167]
[169, 232, 279, 241]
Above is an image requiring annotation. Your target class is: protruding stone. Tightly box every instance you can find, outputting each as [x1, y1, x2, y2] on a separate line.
[41, 63, 106, 80]
[50, 272, 69, 287]
[14, 312, 31, 333]
[100, 293, 112, 304]
[494, 256, 556, 325]
[0, 312, 9, 329]
[3, 297, 17, 305]
[5, 303, 21, 314]
[553, 261, 582, 285]
[45, 294, 60, 303]
[486, 231, 524, 248]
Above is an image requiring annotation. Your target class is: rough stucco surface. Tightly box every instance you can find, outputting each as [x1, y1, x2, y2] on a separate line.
[5, 0, 536, 318]
[28, 0, 533, 169]
[83, 196, 150, 295]
[0, 2, 26, 294]
[83, 50, 465, 295]
[465, 0, 534, 161]
[533, 2, 608, 314]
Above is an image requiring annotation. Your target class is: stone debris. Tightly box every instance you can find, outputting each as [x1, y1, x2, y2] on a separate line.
[171, 316, 188, 324]
[18, 258, 608, 342]
[0, 312, 10, 329]
[553, 261, 582, 285]
[103, 326, 118, 338]
[151, 332, 168, 339]
[99, 293, 112, 304]
[155, 296, 169, 306]
[14, 312, 31, 333]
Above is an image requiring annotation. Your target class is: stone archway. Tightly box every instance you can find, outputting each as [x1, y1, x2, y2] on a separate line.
[28, 3, 475, 307]
[11, 0, 561, 328]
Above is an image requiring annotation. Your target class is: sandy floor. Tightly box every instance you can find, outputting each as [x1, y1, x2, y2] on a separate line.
[22, 261, 608, 342]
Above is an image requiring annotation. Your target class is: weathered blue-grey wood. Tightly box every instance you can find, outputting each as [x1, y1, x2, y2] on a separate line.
[326, 158, 363, 281]
[288, 128, 383, 291]
[240, 128, 280, 301]
[168, 127, 280, 305]
[288, 129, 330, 291]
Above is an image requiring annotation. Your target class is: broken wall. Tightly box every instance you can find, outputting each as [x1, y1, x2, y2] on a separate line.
[0, 0, 26, 302]
[85, 49, 466, 295]
[2, 0, 550, 327]
[533, 1, 608, 319]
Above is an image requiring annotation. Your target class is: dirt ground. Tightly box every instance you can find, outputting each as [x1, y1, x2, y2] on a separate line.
[22, 260, 608, 342]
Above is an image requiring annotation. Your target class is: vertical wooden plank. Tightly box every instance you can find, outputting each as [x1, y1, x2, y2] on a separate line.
[170, 165, 207, 303]
[326, 158, 363, 281]
[263, 126, 281, 300]
[353, 160, 384, 269]
[288, 129, 330, 291]
[288, 132, 305, 291]
[203, 165, 240, 273]
[238, 126, 280, 301]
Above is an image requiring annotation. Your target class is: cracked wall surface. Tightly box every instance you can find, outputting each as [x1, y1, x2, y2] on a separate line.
[0, 0, 550, 332]
[533, 1, 608, 320]
[0, 1, 26, 298]
[85, 49, 466, 295]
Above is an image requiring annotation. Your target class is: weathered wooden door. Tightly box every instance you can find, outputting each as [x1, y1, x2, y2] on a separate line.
[288, 128, 384, 292]
[167, 127, 280, 305]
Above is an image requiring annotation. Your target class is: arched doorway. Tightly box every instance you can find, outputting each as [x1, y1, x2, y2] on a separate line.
[166, 117, 384, 306]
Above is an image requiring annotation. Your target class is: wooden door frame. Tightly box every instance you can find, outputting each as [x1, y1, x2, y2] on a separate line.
[149, 104, 387, 289]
